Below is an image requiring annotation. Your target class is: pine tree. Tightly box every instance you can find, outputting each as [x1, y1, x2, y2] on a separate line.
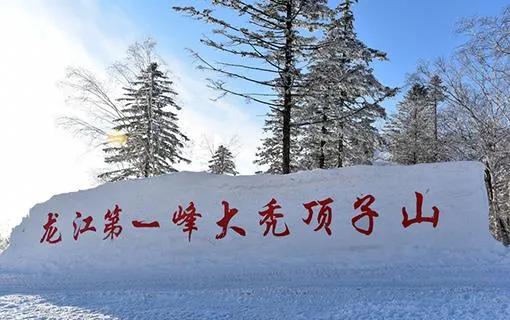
[99, 62, 190, 181]
[385, 83, 436, 165]
[208, 145, 238, 175]
[297, 0, 394, 169]
[174, 1, 331, 174]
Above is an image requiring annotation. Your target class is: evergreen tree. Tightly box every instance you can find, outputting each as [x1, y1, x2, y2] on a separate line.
[174, 1, 331, 174]
[99, 62, 190, 181]
[385, 83, 436, 165]
[254, 110, 301, 174]
[297, 0, 394, 169]
[208, 145, 238, 175]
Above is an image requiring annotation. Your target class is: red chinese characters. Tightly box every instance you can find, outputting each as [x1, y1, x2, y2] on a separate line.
[172, 202, 202, 241]
[303, 197, 334, 235]
[132, 220, 160, 228]
[216, 201, 246, 240]
[402, 192, 440, 228]
[103, 204, 123, 240]
[38, 191, 444, 245]
[259, 198, 290, 237]
[352, 195, 379, 236]
[40, 213, 62, 244]
[72, 211, 97, 241]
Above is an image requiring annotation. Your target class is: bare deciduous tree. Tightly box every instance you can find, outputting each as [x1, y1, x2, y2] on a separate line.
[59, 38, 161, 147]
[418, 6, 510, 244]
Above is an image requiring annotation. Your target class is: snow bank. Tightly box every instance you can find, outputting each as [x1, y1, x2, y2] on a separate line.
[0, 162, 504, 278]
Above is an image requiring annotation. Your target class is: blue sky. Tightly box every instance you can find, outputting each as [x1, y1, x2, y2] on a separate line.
[92, 0, 509, 111]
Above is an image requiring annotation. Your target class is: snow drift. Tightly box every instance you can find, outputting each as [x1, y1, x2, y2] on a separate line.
[0, 161, 504, 279]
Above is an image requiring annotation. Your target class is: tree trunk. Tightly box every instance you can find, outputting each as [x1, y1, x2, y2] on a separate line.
[337, 123, 344, 168]
[281, 1, 294, 174]
[282, 103, 291, 174]
[433, 98, 438, 161]
[412, 106, 418, 164]
[145, 65, 155, 178]
[319, 113, 327, 169]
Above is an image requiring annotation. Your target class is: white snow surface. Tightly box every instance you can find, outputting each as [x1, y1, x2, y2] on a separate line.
[0, 161, 509, 319]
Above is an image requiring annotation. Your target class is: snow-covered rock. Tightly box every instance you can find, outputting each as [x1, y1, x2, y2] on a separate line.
[0, 237, 7, 253]
[0, 161, 504, 279]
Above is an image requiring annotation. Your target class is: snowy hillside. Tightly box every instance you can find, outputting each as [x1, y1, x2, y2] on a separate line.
[1, 162, 509, 319]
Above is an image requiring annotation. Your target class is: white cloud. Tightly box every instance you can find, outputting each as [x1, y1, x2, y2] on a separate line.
[0, 1, 264, 236]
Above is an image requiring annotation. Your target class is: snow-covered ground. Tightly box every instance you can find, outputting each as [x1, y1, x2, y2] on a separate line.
[1, 273, 509, 319]
[0, 162, 508, 319]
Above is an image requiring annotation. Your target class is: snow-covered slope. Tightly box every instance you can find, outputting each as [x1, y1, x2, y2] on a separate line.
[0, 161, 504, 279]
